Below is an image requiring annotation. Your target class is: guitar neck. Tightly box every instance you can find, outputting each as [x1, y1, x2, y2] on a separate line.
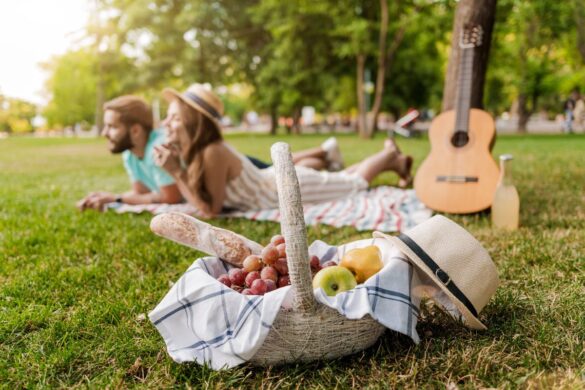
[454, 47, 474, 133]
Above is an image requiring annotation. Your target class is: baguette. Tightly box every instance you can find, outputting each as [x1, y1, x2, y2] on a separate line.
[150, 212, 263, 267]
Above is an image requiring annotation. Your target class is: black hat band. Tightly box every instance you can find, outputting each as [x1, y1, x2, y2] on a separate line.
[397, 233, 478, 318]
[184, 91, 221, 120]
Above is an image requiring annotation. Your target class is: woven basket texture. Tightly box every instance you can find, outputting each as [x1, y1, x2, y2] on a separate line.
[250, 143, 385, 365]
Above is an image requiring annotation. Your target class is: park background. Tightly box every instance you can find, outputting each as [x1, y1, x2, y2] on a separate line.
[1, 0, 584, 388]
[1, 0, 585, 136]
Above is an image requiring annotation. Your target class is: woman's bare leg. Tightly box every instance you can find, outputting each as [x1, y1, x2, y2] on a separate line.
[345, 140, 413, 187]
[352, 149, 400, 184]
[385, 138, 413, 187]
[292, 137, 345, 171]
[384, 137, 401, 153]
[294, 157, 328, 170]
[345, 138, 400, 174]
[291, 147, 326, 163]
[396, 155, 413, 188]
[290, 147, 329, 170]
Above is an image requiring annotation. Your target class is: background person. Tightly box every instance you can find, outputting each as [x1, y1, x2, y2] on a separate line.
[562, 89, 580, 133]
[573, 92, 584, 132]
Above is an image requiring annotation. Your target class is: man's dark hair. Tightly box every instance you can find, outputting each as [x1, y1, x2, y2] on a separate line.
[103, 95, 154, 132]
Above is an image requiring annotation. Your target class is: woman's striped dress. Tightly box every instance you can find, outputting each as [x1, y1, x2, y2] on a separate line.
[223, 148, 368, 211]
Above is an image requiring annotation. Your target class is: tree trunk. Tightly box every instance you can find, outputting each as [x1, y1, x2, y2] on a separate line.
[368, 0, 389, 135]
[292, 107, 302, 135]
[356, 54, 368, 138]
[517, 93, 530, 133]
[442, 0, 497, 112]
[575, 0, 585, 63]
[373, 23, 407, 133]
[269, 106, 278, 135]
[94, 58, 104, 134]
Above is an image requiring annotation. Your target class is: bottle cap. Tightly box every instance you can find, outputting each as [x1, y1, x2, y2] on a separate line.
[499, 154, 513, 161]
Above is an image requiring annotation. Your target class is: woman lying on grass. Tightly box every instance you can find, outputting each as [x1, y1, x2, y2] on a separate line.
[153, 84, 413, 218]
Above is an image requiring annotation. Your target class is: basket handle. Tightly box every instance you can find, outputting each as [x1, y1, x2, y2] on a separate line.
[271, 142, 316, 313]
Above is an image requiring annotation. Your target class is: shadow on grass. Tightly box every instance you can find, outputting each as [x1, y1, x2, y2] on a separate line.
[161, 291, 536, 386]
[165, 330, 415, 386]
[412, 288, 535, 349]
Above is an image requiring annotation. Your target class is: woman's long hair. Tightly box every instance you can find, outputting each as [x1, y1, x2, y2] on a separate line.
[175, 99, 223, 204]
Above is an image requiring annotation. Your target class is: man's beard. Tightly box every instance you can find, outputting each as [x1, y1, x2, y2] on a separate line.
[109, 131, 134, 154]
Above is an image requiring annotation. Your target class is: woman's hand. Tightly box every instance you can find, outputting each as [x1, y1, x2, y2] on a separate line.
[153, 143, 182, 177]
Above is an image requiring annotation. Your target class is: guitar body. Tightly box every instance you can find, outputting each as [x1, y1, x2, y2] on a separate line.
[414, 108, 499, 214]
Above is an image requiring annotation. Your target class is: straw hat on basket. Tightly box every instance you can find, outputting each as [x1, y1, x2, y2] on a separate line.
[374, 215, 499, 330]
[162, 84, 224, 130]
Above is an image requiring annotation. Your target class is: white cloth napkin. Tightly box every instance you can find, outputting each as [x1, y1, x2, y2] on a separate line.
[149, 237, 421, 369]
[311, 238, 421, 343]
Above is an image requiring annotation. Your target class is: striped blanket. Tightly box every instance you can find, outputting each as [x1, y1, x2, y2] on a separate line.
[109, 186, 431, 232]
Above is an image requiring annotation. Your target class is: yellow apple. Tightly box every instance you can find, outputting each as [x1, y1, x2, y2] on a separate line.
[339, 245, 383, 283]
[312, 266, 357, 296]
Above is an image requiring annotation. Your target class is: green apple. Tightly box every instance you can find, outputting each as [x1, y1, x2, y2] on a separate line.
[312, 266, 357, 296]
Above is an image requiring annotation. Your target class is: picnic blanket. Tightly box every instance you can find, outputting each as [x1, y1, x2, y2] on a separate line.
[109, 186, 431, 232]
[149, 237, 422, 369]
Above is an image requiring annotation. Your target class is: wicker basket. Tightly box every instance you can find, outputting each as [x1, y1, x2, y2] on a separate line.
[249, 142, 386, 366]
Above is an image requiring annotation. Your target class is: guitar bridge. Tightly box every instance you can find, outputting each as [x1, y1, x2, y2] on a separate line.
[436, 175, 479, 183]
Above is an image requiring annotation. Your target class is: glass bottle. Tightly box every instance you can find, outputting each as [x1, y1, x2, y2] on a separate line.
[491, 154, 520, 230]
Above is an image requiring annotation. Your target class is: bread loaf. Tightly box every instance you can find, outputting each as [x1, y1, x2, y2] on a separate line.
[150, 212, 264, 267]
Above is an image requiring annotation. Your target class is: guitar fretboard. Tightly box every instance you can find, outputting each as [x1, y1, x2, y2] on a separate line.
[454, 47, 474, 134]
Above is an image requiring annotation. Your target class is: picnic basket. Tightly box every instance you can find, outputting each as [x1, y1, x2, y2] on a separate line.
[249, 142, 386, 366]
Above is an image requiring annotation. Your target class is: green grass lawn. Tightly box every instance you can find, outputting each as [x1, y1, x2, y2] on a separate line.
[1, 133, 583, 388]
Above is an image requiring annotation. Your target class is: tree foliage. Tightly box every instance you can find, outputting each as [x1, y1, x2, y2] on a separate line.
[36, 0, 585, 133]
[41, 47, 130, 129]
[0, 94, 37, 133]
[42, 49, 99, 128]
[486, 0, 584, 131]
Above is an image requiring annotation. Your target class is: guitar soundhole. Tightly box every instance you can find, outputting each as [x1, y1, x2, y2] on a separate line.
[451, 131, 469, 147]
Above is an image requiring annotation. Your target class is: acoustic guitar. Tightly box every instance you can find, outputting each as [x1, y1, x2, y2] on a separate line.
[414, 25, 499, 214]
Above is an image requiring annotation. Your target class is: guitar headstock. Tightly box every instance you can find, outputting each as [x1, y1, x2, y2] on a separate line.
[459, 24, 483, 49]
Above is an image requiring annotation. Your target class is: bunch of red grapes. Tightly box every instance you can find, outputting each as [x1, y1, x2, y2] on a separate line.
[216, 234, 335, 295]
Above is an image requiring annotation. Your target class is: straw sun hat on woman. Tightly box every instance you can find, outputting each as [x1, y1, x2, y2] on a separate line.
[162, 84, 224, 131]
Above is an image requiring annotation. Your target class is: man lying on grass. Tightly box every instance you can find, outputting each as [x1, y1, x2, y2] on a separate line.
[77, 96, 183, 211]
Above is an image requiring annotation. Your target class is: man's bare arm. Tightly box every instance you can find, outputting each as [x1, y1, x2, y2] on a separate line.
[77, 182, 182, 211]
[119, 183, 182, 205]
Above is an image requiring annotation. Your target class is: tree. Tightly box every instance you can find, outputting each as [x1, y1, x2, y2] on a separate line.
[95, 0, 193, 93]
[97, 0, 274, 127]
[80, 0, 455, 137]
[42, 0, 581, 135]
[329, 0, 383, 138]
[330, 0, 449, 138]
[42, 48, 129, 129]
[381, 1, 451, 132]
[42, 49, 99, 128]
[487, 0, 576, 132]
[252, 0, 339, 134]
[575, 0, 585, 63]
[0, 94, 37, 133]
[381, 9, 452, 117]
